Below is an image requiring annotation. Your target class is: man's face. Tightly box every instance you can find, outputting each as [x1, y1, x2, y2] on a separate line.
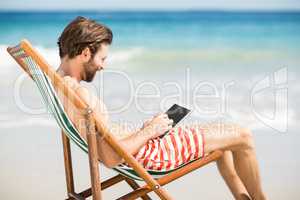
[83, 43, 109, 82]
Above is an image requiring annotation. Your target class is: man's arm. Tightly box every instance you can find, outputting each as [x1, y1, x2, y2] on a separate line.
[96, 125, 153, 168]
[97, 114, 173, 168]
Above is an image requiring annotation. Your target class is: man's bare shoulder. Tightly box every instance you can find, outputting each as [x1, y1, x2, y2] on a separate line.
[62, 76, 108, 117]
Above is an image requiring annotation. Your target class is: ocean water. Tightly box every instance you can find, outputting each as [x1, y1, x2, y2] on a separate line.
[0, 11, 300, 199]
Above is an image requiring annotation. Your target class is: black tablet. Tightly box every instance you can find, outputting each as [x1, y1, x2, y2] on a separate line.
[159, 104, 191, 138]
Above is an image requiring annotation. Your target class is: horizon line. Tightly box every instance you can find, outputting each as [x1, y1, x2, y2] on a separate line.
[1, 8, 300, 13]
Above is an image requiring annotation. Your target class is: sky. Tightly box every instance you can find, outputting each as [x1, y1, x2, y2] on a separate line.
[1, 0, 300, 11]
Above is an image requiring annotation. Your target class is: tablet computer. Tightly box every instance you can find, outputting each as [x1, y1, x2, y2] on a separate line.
[159, 104, 191, 138]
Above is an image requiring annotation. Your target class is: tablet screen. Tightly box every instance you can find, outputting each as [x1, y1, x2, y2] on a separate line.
[159, 104, 191, 138]
[166, 104, 191, 127]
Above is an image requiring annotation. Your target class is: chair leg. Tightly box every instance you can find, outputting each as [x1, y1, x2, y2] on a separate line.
[124, 178, 152, 200]
[86, 112, 102, 200]
[61, 131, 75, 198]
[78, 174, 126, 198]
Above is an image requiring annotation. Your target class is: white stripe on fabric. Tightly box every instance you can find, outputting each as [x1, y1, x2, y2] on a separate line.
[134, 145, 146, 161]
[181, 128, 190, 163]
[174, 130, 183, 166]
[149, 140, 160, 170]
[159, 138, 168, 171]
[147, 140, 159, 169]
[165, 134, 176, 170]
[188, 129, 196, 161]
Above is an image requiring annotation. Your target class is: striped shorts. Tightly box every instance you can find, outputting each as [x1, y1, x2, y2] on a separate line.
[133, 126, 205, 171]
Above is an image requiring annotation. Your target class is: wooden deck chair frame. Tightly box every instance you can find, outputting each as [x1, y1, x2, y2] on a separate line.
[7, 39, 223, 200]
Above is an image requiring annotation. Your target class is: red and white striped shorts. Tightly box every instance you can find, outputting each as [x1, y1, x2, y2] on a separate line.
[133, 126, 205, 171]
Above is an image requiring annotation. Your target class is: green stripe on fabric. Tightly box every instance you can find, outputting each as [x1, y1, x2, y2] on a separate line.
[24, 57, 87, 151]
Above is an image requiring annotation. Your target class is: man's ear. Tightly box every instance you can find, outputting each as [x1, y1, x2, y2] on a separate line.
[81, 47, 91, 62]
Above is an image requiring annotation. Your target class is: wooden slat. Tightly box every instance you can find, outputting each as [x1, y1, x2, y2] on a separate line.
[78, 174, 126, 198]
[68, 192, 85, 200]
[61, 131, 75, 196]
[86, 112, 102, 200]
[118, 151, 223, 200]
[7, 46, 33, 79]
[125, 178, 152, 200]
[7, 44, 21, 54]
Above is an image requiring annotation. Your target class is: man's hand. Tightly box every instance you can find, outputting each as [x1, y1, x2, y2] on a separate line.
[143, 113, 173, 139]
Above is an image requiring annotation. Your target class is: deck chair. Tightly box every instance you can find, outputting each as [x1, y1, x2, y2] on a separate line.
[7, 39, 223, 200]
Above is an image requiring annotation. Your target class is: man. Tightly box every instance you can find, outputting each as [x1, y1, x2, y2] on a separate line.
[56, 16, 268, 200]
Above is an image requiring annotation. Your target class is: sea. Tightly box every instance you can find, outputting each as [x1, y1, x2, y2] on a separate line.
[0, 11, 299, 199]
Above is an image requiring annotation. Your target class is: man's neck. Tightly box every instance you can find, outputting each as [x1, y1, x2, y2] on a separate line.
[57, 57, 83, 82]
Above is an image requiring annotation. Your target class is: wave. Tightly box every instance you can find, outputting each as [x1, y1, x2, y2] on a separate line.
[0, 44, 144, 72]
[1, 43, 298, 133]
[0, 44, 60, 74]
[2, 44, 299, 70]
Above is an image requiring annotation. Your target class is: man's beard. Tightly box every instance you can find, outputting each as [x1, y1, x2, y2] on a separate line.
[83, 59, 98, 82]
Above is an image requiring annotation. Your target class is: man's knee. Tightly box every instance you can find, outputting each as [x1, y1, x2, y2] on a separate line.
[239, 127, 255, 150]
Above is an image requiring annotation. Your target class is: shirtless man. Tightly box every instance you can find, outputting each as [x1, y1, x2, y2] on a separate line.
[56, 16, 268, 200]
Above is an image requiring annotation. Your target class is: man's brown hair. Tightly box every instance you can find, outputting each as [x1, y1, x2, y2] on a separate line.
[57, 16, 113, 59]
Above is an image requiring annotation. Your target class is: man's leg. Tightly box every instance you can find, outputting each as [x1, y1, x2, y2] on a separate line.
[195, 123, 268, 200]
[217, 150, 251, 200]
